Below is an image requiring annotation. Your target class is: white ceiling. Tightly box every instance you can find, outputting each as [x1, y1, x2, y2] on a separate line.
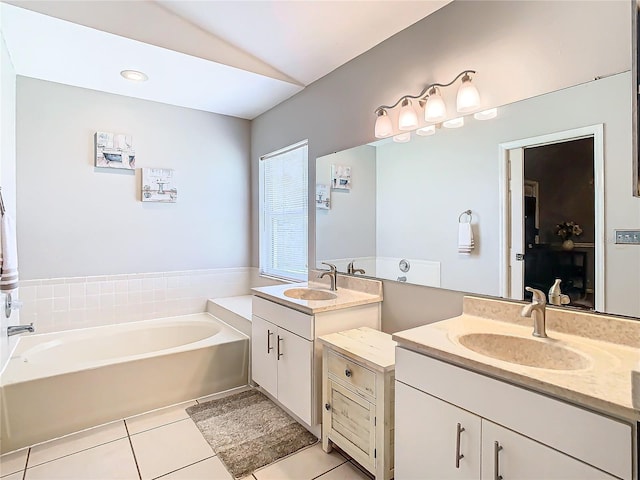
[1, 0, 451, 119]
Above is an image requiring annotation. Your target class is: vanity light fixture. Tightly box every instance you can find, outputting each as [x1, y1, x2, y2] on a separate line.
[416, 125, 436, 136]
[474, 108, 498, 120]
[443, 117, 464, 128]
[120, 70, 148, 82]
[373, 70, 480, 138]
[393, 132, 411, 143]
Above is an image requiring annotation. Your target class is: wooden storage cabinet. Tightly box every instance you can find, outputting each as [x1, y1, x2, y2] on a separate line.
[395, 348, 631, 480]
[320, 328, 396, 480]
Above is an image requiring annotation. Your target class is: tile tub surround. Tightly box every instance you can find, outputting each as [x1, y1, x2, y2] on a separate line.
[252, 276, 382, 315]
[392, 296, 640, 422]
[16, 267, 257, 334]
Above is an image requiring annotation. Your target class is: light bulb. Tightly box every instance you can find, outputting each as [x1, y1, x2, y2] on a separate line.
[374, 109, 393, 138]
[425, 87, 446, 123]
[474, 108, 497, 120]
[456, 73, 480, 113]
[398, 98, 418, 131]
[443, 117, 464, 128]
[416, 125, 436, 136]
[393, 132, 411, 143]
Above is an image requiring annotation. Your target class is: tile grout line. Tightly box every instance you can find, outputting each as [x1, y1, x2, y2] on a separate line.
[124, 419, 142, 480]
[149, 455, 216, 480]
[309, 458, 349, 480]
[20, 448, 31, 480]
[127, 417, 190, 436]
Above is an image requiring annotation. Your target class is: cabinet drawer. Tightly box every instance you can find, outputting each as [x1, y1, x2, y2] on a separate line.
[327, 350, 376, 399]
[396, 347, 632, 480]
[252, 296, 314, 340]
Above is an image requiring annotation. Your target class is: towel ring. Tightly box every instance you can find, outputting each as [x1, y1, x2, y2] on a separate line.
[458, 210, 472, 223]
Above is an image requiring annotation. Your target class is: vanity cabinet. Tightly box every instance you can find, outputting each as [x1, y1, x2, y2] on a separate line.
[320, 328, 395, 480]
[395, 348, 632, 480]
[251, 296, 381, 429]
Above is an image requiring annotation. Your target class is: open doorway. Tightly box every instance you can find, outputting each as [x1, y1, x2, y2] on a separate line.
[500, 125, 604, 312]
[522, 138, 595, 308]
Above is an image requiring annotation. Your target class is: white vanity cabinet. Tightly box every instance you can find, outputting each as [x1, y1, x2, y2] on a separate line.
[251, 295, 381, 429]
[395, 348, 632, 480]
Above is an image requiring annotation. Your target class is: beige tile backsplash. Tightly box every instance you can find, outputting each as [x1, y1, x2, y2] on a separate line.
[18, 268, 254, 334]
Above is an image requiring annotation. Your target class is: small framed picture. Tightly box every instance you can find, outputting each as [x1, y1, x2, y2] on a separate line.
[316, 183, 330, 209]
[331, 164, 351, 190]
[142, 168, 177, 203]
[95, 131, 135, 170]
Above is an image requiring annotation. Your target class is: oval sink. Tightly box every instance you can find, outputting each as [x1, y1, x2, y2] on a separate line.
[283, 288, 337, 301]
[457, 333, 590, 371]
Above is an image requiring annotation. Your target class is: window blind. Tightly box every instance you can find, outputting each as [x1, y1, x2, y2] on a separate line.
[260, 142, 308, 281]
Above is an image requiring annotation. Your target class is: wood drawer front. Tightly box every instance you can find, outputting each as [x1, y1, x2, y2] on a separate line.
[327, 350, 376, 399]
[396, 347, 632, 480]
[252, 296, 314, 340]
[328, 380, 375, 472]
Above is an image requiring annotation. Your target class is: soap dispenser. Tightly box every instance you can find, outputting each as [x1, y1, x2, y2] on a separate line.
[548, 279, 571, 306]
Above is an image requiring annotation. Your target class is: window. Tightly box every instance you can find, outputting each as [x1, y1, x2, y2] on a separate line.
[259, 141, 308, 281]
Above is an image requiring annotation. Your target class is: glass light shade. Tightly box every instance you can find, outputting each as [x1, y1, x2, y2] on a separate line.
[398, 99, 418, 131]
[374, 110, 393, 138]
[416, 125, 436, 136]
[425, 88, 446, 123]
[393, 132, 411, 143]
[456, 75, 480, 113]
[442, 117, 464, 128]
[474, 108, 498, 120]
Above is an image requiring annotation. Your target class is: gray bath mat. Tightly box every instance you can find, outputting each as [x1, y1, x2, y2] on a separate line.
[186, 389, 317, 478]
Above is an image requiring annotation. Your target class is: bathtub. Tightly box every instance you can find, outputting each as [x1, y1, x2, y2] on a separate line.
[0, 313, 249, 453]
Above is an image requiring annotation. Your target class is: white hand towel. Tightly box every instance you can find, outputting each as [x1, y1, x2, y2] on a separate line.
[0, 213, 19, 292]
[458, 222, 475, 255]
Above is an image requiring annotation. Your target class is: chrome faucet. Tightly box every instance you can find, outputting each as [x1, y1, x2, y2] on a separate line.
[521, 287, 547, 338]
[7, 323, 34, 337]
[346, 260, 365, 275]
[319, 262, 338, 291]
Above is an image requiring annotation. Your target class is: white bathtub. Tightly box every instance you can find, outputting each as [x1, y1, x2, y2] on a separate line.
[0, 313, 249, 453]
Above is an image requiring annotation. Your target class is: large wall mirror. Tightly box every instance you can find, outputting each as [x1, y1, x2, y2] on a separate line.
[316, 72, 640, 319]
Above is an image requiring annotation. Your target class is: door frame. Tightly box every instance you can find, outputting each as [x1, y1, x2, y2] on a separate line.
[498, 125, 605, 311]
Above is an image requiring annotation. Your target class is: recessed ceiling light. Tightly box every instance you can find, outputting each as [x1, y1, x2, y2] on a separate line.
[120, 70, 148, 82]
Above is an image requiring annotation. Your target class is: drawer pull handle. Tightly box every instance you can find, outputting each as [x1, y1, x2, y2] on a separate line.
[494, 441, 503, 480]
[267, 329, 274, 354]
[325, 403, 331, 411]
[455, 423, 465, 468]
[277, 335, 283, 360]
[345, 368, 352, 377]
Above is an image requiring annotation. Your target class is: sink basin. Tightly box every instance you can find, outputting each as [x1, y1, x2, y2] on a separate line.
[283, 288, 337, 301]
[457, 333, 590, 370]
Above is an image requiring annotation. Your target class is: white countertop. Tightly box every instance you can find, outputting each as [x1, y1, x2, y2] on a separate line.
[393, 298, 640, 423]
[251, 281, 382, 315]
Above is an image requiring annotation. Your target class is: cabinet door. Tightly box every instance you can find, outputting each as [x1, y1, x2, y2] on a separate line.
[326, 379, 376, 473]
[276, 328, 313, 425]
[481, 420, 617, 480]
[251, 315, 278, 397]
[395, 381, 481, 479]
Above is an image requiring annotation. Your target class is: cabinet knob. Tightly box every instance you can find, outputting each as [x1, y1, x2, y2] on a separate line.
[325, 403, 331, 411]
[345, 369, 352, 378]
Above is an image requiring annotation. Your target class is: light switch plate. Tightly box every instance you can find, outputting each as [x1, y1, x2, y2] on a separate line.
[614, 230, 640, 244]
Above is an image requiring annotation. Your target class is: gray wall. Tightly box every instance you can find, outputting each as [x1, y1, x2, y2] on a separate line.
[17, 78, 251, 279]
[251, 0, 632, 331]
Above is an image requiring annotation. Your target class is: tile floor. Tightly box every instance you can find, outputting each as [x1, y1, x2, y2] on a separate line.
[0, 391, 372, 480]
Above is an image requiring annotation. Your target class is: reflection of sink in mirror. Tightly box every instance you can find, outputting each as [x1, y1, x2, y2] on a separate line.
[283, 288, 337, 301]
[457, 333, 590, 371]
[316, 72, 640, 319]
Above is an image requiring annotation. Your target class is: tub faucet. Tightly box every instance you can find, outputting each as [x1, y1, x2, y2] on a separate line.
[521, 287, 547, 338]
[346, 260, 365, 275]
[318, 262, 338, 291]
[7, 323, 34, 337]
